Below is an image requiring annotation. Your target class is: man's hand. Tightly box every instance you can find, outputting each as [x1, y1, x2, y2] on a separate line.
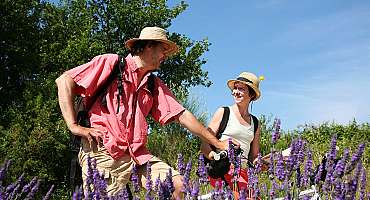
[217, 138, 240, 151]
[70, 124, 104, 147]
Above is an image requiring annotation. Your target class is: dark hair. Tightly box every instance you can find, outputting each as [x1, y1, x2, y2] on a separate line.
[129, 40, 161, 55]
[247, 86, 256, 101]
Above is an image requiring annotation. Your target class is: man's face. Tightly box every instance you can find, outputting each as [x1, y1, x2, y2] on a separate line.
[148, 42, 169, 70]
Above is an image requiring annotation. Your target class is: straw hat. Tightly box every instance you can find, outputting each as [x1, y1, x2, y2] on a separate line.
[227, 72, 261, 101]
[125, 27, 179, 56]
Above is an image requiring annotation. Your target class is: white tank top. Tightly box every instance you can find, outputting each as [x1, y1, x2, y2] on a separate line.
[219, 106, 255, 161]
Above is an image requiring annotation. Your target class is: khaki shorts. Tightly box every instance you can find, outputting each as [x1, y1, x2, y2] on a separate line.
[78, 138, 180, 195]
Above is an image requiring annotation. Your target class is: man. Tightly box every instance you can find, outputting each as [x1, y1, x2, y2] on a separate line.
[56, 27, 235, 198]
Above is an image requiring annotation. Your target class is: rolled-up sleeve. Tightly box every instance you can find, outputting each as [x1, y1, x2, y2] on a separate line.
[151, 78, 185, 125]
[65, 54, 119, 97]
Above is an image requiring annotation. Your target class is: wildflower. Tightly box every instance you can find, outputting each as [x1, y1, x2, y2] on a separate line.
[8, 174, 25, 200]
[302, 149, 313, 187]
[359, 167, 367, 200]
[228, 138, 235, 164]
[72, 186, 83, 200]
[42, 185, 55, 200]
[254, 153, 262, 173]
[345, 143, 365, 174]
[275, 152, 286, 181]
[333, 148, 349, 179]
[197, 154, 208, 184]
[183, 160, 192, 195]
[239, 189, 247, 200]
[190, 180, 200, 199]
[177, 154, 185, 175]
[154, 175, 161, 193]
[145, 162, 153, 200]
[131, 165, 140, 193]
[0, 160, 11, 182]
[24, 179, 41, 200]
[314, 163, 323, 184]
[271, 118, 281, 144]
[269, 179, 278, 199]
[165, 169, 174, 194]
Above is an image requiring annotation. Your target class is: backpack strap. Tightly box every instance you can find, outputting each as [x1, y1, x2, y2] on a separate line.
[147, 73, 156, 95]
[216, 106, 230, 139]
[250, 114, 259, 134]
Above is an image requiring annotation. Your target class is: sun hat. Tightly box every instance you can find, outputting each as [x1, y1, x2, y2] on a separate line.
[227, 72, 261, 101]
[125, 27, 179, 56]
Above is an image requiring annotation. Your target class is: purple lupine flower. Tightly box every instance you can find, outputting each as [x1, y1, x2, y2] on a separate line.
[92, 159, 102, 200]
[190, 180, 200, 199]
[269, 179, 278, 199]
[255, 153, 262, 174]
[327, 135, 338, 163]
[302, 149, 313, 187]
[332, 179, 344, 199]
[183, 160, 192, 196]
[239, 189, 247, 200]
[333, 148, 349, 179]
[21, 177, 38, 196]
[24, 179, 41, 200]
[275, 152, 285, 181]
[314, 163, 323, 184]
[165, 168, 174, 194]
[122, 187, 130, 200]
[85, 155, 93, 199]
[0, 160, 11, 182]
[346, 143, 365, 174]
[131, 164, 140, 193]
[211, 181, 222, 200]
[8, 173, 25, 200]
[158, 181, 171, 200]
[98, 172, 108, 199]
[42, 184, 55, 200]
[197, 154, 208, 184]
[72, 186, 83, 200]
[145, 162, 153, 200]
[225, 187, 233, 200]
[228, 138, 235, 164]
[271, 118, 281, 144]
[154, 175, 161, 193]
[296, 139, 306, 168]
[177, 154, 185, 175]
[268, 150, 275, 177]
[359, 167, 367, 200]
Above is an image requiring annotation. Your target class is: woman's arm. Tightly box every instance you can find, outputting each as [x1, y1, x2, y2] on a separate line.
[249, 121, 261, 162]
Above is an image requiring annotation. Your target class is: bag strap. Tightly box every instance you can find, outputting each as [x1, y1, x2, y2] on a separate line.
[251, 114, 259, 134]
[91, 56, 125, 113]
[216, 106, 230, 139]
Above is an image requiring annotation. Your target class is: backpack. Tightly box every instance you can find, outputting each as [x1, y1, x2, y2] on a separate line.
[205, 106, 259, 179]
[69, 55, 157, 191]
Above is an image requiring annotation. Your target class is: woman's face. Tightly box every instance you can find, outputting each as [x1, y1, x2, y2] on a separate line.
[232, 82, 251, 104]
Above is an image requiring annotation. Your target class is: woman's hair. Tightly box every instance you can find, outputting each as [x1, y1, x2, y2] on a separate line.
[129, 40, 161, 55]
[247, 85, 256, 101]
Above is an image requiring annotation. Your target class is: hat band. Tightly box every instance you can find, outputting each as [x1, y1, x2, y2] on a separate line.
[237, 77, 253, 84]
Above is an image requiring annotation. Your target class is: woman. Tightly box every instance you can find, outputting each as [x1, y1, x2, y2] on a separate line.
[201, 71, 262, 190]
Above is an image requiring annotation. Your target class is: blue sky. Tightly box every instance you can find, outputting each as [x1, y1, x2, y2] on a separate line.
[168, 0, 370, 131]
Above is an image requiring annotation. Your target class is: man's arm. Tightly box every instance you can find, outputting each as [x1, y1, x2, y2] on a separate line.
[176, 110, 236, 151]
[55, 73, 103, 145]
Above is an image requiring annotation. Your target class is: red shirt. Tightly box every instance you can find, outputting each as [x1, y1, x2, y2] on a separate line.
[66, 54, 185, 164]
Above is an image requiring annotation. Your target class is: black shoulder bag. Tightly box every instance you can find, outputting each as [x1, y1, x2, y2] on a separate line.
[205, 107, 259, 179]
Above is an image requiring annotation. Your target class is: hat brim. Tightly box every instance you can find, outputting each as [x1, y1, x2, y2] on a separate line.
[227, 79, 261, 101]
[125, 38, 179, 56]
